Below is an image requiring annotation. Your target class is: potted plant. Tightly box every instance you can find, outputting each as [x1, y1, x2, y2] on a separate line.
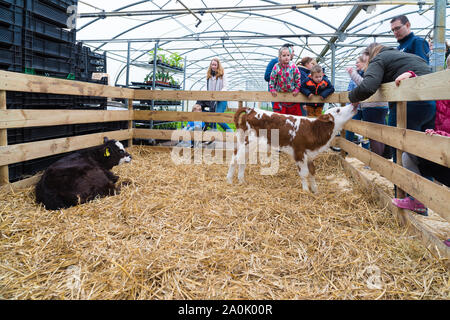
[144, 72, 153, 84]
[169, 52, 183, 70]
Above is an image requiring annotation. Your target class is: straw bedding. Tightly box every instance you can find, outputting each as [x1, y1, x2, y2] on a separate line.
[0, 146, 448, 299]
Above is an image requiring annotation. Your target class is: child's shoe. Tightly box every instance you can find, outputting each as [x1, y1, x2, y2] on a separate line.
[392, 196, 428, 216]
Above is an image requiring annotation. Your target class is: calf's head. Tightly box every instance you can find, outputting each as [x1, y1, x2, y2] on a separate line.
[323, 104, 358, 133]
[101, 137, 132, 168]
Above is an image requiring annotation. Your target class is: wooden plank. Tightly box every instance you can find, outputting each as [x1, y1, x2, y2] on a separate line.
[339, 157, 450, 269]
[0, 90, 8, 185]
[0, 70, 134, 99]
[134, 110, 234, 123]
[0, 109, 132, 129]
[128, 99, 133, 147]
[0, 130, 133, 167]
[134, 89, 341, 103]
[134, 128, 236, 142]
[340, 69, 450, 103]
[343, 120, 450, 167]
[396, 101, 407, 198]
[336, 137, 450, 223]
[0, 173, 42, 195]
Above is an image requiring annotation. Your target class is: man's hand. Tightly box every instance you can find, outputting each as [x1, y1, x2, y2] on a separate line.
[271, 91, 277, 97]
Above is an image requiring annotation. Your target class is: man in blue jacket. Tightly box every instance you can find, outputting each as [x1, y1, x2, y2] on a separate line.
[390, 15, 430, 63]
[386, 15, 431, 161]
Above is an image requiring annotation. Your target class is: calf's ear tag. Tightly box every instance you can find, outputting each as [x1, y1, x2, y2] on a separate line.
[104, 148, 111, 157]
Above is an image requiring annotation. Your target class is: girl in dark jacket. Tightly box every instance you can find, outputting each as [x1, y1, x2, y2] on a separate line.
[349, 43, 436, 216]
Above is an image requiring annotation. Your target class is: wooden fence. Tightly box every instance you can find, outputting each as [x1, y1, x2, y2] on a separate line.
[0, 69, 449, 265]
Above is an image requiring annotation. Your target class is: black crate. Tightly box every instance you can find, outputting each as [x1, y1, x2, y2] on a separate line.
[104, 121, 129, 132]
[24, 12, 75, 43]
[25, 0, 72, 28]
[24, 53, 74, 73]
[24, 31, 73, 59]
[7, 124, 73, 145]
[0, 45, 22, 72]
[8, 162, 24, 182]
[0, 0, 24, 7]
[0, 3, 23, 26]
[23, 124, 73, 142]
[73, 123, 105, 135]
[0, 24, 22, 46]
[74, 95, 107, 108]
[22, 152, 70, 177]
[39, 0, 76, 11]
[21, 92, 74, 107]
[7, 128, 24, 145]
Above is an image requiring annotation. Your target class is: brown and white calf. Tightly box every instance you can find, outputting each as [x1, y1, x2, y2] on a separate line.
[227, 105, 357, 192]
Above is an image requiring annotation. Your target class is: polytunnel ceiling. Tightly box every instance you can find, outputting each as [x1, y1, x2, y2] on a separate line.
[75, 0, 449, 91]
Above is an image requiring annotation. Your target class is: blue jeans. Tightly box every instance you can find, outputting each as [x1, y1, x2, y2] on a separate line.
[213, 101, 231, 131]
[388, 101, 436, 162]
[345, 108, 363, 143]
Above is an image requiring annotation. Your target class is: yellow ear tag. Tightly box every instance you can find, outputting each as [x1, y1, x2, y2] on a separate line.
[104, 148, 110, 157]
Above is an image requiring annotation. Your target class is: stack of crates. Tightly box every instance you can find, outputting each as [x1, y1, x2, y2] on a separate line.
[0, 0, 117, 182]
[0, 0, 24, 72]
[74, 42, 108, 110]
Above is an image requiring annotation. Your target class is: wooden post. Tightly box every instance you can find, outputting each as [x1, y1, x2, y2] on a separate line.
[396, 101, 407, 198]
[0, 90, 8, 185]
[128, 99, 133, 148]
[238, 101, 243, 108]
[340, 103, 347, 158]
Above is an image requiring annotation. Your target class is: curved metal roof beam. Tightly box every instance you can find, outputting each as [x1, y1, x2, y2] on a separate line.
[113, 29, 319, 85]
[85, 8, 327, 55]
[76, 0, 152, 32]
[258, 0, 337, 31]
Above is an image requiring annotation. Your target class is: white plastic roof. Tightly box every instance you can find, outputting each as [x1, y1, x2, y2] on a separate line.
[75, 0, 449, 92]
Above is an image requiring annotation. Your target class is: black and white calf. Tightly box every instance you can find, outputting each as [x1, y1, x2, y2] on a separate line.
[35, 137, 132, 210]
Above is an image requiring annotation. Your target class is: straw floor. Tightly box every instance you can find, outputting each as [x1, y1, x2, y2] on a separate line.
[0, 146, 448, 299]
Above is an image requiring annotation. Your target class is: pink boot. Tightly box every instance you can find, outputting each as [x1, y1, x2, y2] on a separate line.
[392, 196, 428, 216]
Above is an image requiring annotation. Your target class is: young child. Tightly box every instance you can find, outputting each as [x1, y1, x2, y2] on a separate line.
[300, 64, 335, 117]
[177, 104, 204, 147]
[184, 103, 204, 131]
[269, 45, 302, 116]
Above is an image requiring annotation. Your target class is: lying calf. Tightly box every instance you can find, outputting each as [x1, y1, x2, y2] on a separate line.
[227, 105, 357, 192]
[36, 137, 132, 210]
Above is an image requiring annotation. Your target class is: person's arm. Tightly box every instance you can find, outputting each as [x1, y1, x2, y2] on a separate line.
[264, 59, 276, 82]
[221, 73, 228, 91]
[319, 79, 335, 99]
[292, 66, 301, 95]
[348, 68, 364, 86]
[299, 79, 312, 97]
[425, 129, 450, 137]
[269, 64, 279, 94]
[348, 59, 384, 103]
[395, 70, 416, 86]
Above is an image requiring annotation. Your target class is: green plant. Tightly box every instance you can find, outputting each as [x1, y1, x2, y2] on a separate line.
[144, 72, 153, 82]
[169, 52, 183, 68]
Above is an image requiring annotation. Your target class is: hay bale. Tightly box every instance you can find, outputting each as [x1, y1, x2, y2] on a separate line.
[0, 146, 448, 299]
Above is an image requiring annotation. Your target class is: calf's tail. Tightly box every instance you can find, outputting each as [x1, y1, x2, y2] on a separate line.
[233, 107, 248, 130]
